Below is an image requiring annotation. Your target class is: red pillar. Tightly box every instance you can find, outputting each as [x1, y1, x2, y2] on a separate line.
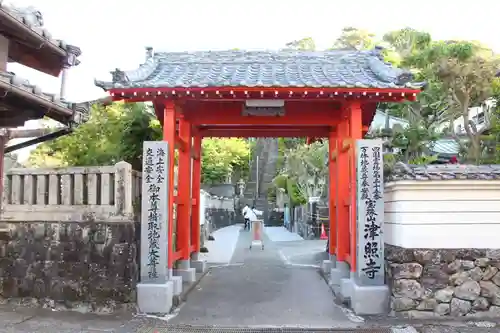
[328, 128, 337, 256]
[191, 133, 202, 254]
[177, 116, 192, 260]
[336, 118, 350, 262]
[348, 101, 362, 272]
[162, 101, 176, 270]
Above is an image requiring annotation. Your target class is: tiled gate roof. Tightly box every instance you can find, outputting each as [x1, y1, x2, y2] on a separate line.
[95, 48, 425, 91]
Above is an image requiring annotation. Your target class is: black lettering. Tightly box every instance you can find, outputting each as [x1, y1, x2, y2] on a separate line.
[359, 143, 384, 280]
[361, 257, 381, 279]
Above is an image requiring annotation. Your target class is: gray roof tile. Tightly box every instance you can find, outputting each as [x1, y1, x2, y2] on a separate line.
[0, 3, 81, 65]
[0, 70, 91, 125]
[431, 139, 461, 155]
[95, 48, 425, 91]
[1, 71, 70, 108]
[387, 162, 500, 181]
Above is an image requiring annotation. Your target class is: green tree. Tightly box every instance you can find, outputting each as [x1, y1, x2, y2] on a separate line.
[285, 37, 316, 51]
[29, 102, 162, 169]
[332, 27, 375, 50]
[278, 141, 328, 201]
[201, 138, 250, 184]
[383, 28, 432, 63]
[413, 41, 500, 162]
[382, 29, 450, 128]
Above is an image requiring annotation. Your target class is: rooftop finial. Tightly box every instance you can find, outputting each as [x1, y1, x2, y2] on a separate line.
[145, 47, 154, 62]
[111, 69, 128, 83]
[371, 45, 385, 60]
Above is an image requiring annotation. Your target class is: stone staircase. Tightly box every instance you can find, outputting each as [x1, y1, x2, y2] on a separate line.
[243, 138, 279, 223]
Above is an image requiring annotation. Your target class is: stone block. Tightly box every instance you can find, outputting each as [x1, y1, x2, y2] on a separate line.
[137, 281, 174, 314]
[174, 268, 196, 283]
[339, 277, 353, 303]
[321, 260, 332, 274]
[330, 261, 349, 285]
[171, 276, 183, 296]
[350, 281, 390, 315]
[191, 259, 207, 273]
[177, 259, 190, 270]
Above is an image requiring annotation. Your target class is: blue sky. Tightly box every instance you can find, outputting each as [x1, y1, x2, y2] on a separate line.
[6, 0, 498, 159]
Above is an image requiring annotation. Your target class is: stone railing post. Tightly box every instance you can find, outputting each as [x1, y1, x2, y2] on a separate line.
[114, 161, 133, 219]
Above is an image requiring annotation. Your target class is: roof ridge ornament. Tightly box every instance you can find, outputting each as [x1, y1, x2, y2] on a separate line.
[145, 46, 154, 62]
[111, 68, 129, 84]
[63, 45, 82, 67]
[371, 45, 386, 61]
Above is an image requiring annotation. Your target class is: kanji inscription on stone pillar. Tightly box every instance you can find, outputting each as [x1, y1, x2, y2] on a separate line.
[141, 141, 169, 283]
[356, 139, 385, 285]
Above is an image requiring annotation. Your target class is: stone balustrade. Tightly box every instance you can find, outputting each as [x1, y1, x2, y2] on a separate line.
[2, 161, 141, 223]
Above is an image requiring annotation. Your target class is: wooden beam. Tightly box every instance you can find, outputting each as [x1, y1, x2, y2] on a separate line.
[200, 129, 329, 138]
[200, 125, 330, 131]
[184, 101, 340, 126]
[8, 128, 54, 139]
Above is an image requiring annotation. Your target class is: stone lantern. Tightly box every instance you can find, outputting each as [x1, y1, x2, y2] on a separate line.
[237, 178, 245, 197]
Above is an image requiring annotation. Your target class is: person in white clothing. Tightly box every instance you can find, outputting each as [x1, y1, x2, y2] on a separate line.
[242, 204, 250, 230]
[247, 206, 263, 222]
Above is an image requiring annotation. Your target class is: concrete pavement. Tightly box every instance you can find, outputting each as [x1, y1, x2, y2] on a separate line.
[169, 229, 356, 328]
[264, 226, 304, 242]
[198, 224, 242, 265]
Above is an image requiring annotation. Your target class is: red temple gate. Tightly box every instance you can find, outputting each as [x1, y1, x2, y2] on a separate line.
[96, 48, 423, 274]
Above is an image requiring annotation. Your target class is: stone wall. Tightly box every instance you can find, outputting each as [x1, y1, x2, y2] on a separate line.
[204, 194, 235, 231]
[0, 221, 138, 311]
[386, 244, 500, 318]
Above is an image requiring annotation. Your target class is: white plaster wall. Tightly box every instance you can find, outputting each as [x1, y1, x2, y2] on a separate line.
[384, 180, 500, 249]
[200, 190, 208, 225]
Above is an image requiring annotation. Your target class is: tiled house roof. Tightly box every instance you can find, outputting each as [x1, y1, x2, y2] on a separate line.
[95, 47, 425, 91]
[431, 139, 461, 155]
[0, 2, 81, 63]
[0, 71, 90, 126]
[0, 71, 71, 108]
[387, 162, 500, 181]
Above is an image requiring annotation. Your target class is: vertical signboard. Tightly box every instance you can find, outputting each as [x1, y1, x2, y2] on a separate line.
[356, 140, 385, 286]
[141, 141, 169, 283]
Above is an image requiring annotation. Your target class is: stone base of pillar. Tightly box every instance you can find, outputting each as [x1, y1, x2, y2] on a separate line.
[339, 275, 354, 303]
[330, 260, 349, 285]
[350, 280, 390, 315]
[190, 260, 207, 273]
[321, 260, 333, 274]
[137, 281, 174, 314]
[174, 260, 196, 282]
[190, 252, 207, 273]
[171, 275, 183, 296]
